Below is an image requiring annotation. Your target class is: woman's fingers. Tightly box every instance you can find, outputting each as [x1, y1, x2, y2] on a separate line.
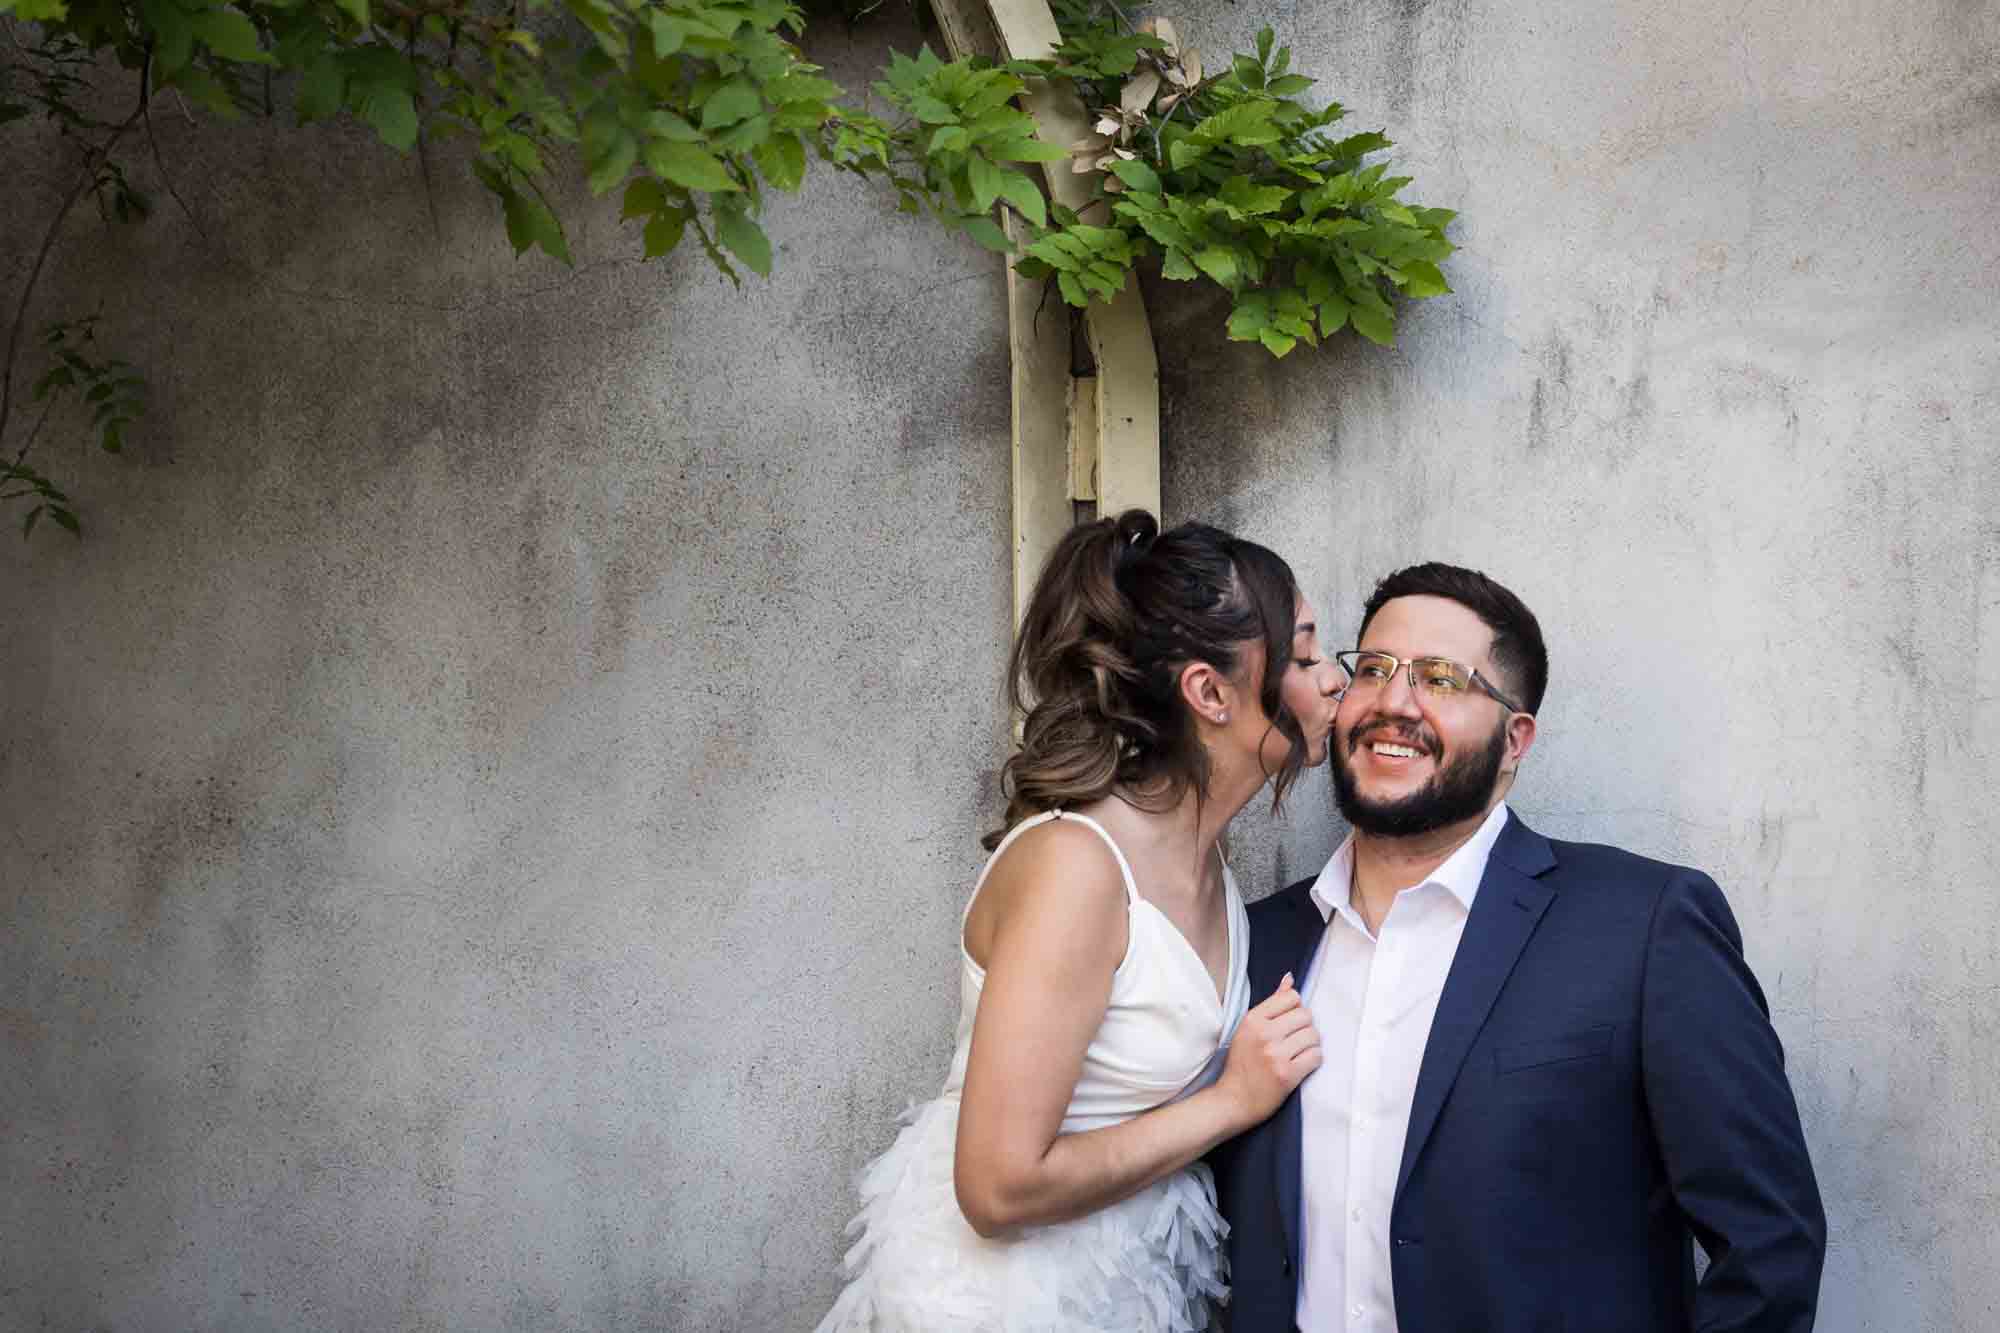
[1253, 980, 1303, 1019]
[1277, 1024, 1320, 1063]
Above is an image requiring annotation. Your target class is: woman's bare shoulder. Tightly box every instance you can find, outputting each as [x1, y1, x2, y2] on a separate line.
[965, 817, 1128, 966]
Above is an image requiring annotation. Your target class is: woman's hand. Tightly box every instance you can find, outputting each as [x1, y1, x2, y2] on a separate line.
[1216, 973, 1322, 1129]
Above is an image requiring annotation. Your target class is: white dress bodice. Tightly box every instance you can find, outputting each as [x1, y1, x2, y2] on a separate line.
[940, 809, 1252, 1131]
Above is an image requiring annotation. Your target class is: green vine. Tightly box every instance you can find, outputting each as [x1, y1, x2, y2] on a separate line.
[0, 0, 1454, 536]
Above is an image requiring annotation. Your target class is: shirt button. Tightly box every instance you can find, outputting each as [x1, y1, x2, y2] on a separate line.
[1352, 1303, 1366, 1318]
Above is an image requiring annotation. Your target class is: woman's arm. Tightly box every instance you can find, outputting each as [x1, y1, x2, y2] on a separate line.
[953, 822, 1319, 1237]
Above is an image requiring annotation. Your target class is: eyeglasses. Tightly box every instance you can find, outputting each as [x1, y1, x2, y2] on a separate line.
[1334, 651, 1527, 715]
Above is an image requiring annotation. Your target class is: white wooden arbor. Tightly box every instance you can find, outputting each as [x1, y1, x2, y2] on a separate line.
[928, 0, 1162, 624]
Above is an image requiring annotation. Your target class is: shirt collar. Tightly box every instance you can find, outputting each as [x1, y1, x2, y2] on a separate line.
[1309, 801, 1513, 923]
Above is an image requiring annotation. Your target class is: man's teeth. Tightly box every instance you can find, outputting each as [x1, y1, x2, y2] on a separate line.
[1372, 742, 1421, 758]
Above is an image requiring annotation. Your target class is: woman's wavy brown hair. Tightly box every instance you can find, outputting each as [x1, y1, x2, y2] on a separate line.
[984, 510, 1309, 849]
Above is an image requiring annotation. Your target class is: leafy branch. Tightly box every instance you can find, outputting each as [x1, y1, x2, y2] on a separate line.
[1026, 10, 1456, 356]
[0, 0, 1459, 539]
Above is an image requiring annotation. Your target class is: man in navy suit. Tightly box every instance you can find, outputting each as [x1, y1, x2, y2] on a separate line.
[1212, 563, 1825, 1332]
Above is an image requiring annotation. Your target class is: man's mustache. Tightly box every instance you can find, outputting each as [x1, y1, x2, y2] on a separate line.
[1348, 720, 1440, 757]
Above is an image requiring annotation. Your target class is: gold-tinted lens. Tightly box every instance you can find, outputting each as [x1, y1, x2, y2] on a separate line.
[1343, 652, 1398, 685]
[1413, 658, 1471, 693]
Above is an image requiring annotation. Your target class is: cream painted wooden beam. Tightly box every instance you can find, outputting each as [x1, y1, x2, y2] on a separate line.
[982, 0, 1160, 526]
[929, 0, 1162, 624]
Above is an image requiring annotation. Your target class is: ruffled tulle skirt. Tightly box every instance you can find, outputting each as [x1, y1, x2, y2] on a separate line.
[815, 1095, 1228, 1332]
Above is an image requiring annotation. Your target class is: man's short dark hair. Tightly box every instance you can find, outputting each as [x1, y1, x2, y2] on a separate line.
[1358, 563, 1549, 716]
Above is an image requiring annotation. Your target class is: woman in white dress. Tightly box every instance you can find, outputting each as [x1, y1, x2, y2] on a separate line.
[818, 510, 1343, 1332]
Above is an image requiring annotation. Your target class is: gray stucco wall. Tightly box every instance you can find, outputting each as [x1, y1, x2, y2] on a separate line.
[3, 1, 1996, 1331]
[3, 14, 1016, 1330]
[1160, 1, 2000, 1330]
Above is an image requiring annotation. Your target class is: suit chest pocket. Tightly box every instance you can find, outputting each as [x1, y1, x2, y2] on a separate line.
[1492, 1023, 1614, 1075]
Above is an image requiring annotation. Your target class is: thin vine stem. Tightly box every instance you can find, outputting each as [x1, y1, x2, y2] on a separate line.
[0, 59, 149, 466]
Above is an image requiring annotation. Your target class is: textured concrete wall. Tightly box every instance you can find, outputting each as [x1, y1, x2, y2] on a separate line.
[2, 14, 1015, 1330]
[1160, 1, 2000, 1330]
[4, 0, 1996, 1330]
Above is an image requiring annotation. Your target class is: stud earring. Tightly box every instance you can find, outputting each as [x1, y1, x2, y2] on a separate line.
[1218, 711, 1230, 724]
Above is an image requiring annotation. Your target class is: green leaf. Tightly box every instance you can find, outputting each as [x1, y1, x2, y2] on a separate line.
[296, 52, 344, 124]
[711, 114, 771, 154]
[1350, 302, 1395, 345]
[701, 78, 762, 131]
[1259, 328, 1297, 357]
[1317, 292, 1350, 335]
[588, 130, 638, 195]
[50, 507, 80, 535]
[959, 216, 1011, 253]
[167, 65, 241, 119]
[30, 366, 74, 400]
[753, 132, 806, 191]
[1188, 101, 1278, 147]
[191, 7, 273, 64]
[496, 180, 570, 264]
[144, 0, 195, 77]
[644, 110, 703, 143]
[1399, 258, 1450, 297]
[650, 12, 685, 56]
[1025, 237, 1079, 272]
[3, 0, 69, 19]
[356, 83, 418, 151]
[715, 206, 772, 276]
[1193, 247, 1239, 288]
[1107, 158, 1162, 193]
[1267, 74, 1315, 97]
[966, 152, 1002, 212]
[333, 0, 368, 25]
[22, 505, 45, 540]
[906, 92, 957, 124]
[1257, 26, 1275, 63]
[768, 73, 843, 104]
[994, 170, 1045, 226]
[1227, 293, 1270, 341]
[986, 137, 1067, 164]
[622, 177, 666, 221]
[645, 142, 740, 193]
[1217, 175, 1292, 217]
[1161, 248, 1198, 280]
[1056, 270, 1088, 306]
[1232, 54, 1265, 90]
[643, 208, 688, 258]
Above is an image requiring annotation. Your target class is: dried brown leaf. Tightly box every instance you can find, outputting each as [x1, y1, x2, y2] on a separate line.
[1120, 69, 1162, 114]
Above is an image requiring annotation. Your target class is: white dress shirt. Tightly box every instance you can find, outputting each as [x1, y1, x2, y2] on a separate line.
[1295, 802, 1511, 1333]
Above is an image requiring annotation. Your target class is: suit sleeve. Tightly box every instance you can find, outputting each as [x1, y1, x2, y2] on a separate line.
[1640, 871, 1826, 1332]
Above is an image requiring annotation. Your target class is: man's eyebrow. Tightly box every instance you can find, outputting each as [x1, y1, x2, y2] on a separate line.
[1293, 621, 1316, 636]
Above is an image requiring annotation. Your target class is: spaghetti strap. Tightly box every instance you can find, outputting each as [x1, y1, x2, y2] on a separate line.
[964, 809, 1141, 921]
[1048, 810, 1142, 906]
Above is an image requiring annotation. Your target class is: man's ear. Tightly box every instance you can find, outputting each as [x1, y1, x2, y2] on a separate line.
[1177, 660, 1232, 727]
[1502, 711, 1539, 774]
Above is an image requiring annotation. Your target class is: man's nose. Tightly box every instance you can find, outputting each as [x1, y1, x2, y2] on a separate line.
[1378, 664, 1425, 715]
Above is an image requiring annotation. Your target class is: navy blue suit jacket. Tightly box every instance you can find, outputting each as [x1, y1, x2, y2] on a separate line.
[1211, 811, 1825, 1333]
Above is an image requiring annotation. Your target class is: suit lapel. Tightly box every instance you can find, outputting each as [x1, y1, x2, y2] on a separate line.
[1393, 814, 1558, 1203]
[1272, 885, 1329, 1268]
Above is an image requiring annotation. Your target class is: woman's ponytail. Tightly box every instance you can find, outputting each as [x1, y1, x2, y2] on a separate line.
[984, 510, 1308, 849]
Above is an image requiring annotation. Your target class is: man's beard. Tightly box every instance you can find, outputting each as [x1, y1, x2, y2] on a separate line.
[1332, 715, 1507, 837]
